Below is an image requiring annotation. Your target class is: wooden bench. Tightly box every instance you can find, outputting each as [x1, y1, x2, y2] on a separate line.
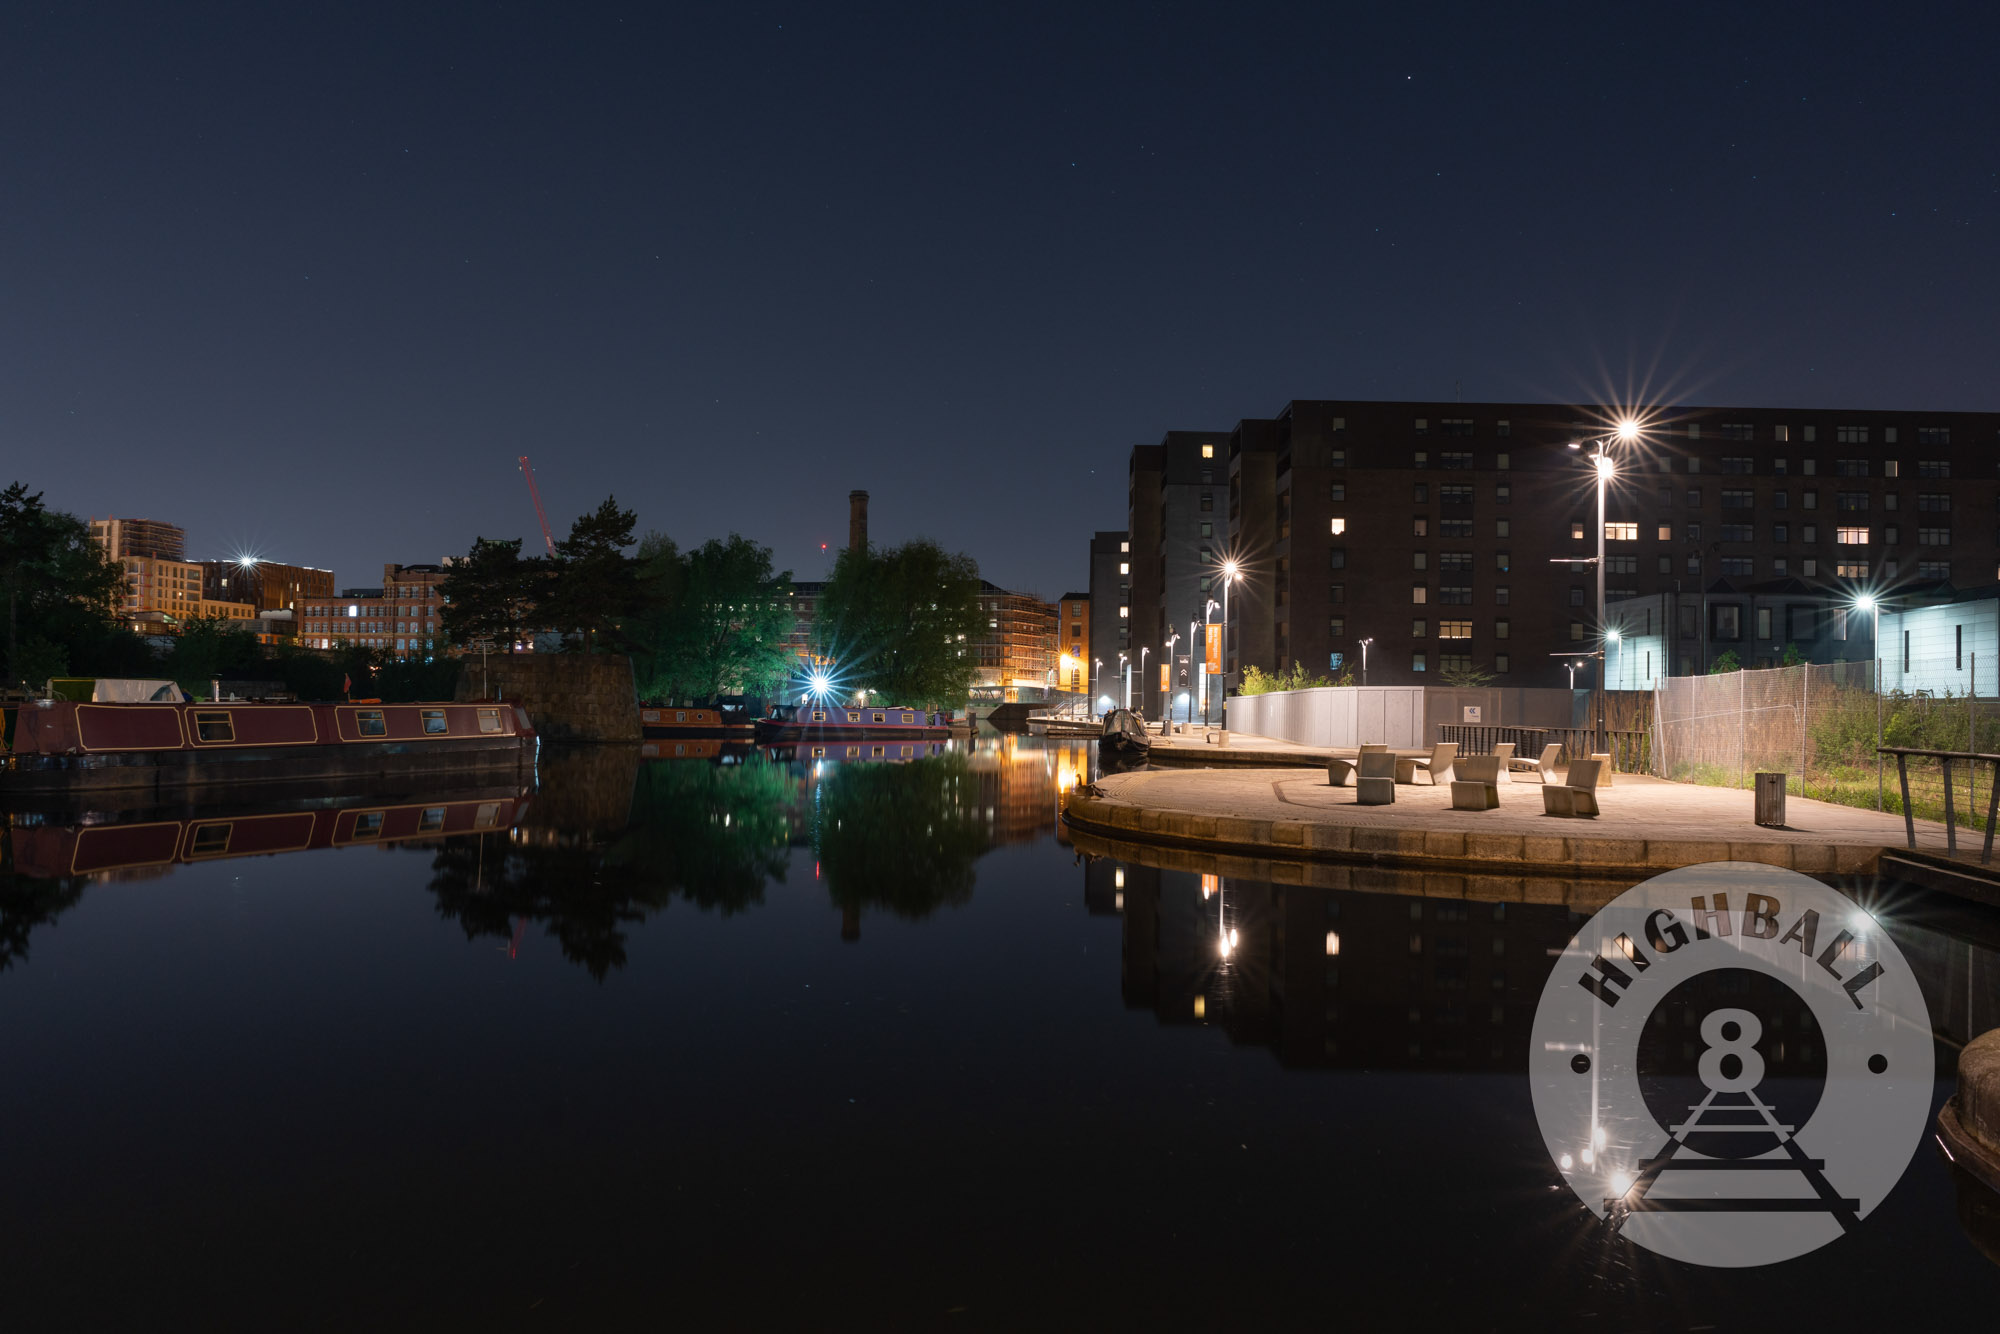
[1450, 754, 1503, 810]
[1540, 758, 1604, 818]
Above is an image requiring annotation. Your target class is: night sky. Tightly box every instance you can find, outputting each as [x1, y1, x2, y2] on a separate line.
[6, 2, 1996, 599]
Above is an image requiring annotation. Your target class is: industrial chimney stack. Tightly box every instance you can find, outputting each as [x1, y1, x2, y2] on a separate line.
[848, 490, 869, 554]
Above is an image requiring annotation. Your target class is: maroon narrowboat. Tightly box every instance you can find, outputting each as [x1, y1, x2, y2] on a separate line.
[1, 699, 536, 794]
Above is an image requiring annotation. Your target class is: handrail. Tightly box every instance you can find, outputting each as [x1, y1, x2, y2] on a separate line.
[1877, 746, 2000, 863]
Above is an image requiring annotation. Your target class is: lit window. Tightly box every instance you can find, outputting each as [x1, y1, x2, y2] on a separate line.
[1836, 526, 1869, 545]
[1119, 562, 1128, 574]
[1201, 444, 1214, 458]
[1605, 522, 1638, 541]
[1330, 518, 1346, 535]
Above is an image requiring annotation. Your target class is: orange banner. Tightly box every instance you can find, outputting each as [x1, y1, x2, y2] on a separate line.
[1159, 663, 1170, 691]
[1205, 625, 1221, 672]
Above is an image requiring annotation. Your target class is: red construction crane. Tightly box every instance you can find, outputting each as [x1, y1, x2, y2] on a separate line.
[518, 455, 555, 555]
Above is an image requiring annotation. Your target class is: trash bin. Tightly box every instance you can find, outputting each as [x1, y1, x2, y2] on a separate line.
[1754, 772, 1787, 828]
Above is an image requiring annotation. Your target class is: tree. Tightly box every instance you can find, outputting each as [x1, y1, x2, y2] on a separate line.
[165, 614, 262, 692]
[632, 533, 794, 702]
[1709, 649, 1743, 674]
[0, 483, 126, 686]
[1440, 662, 1497, 687]
[815, 538, 981, 709]
[441, 537, 543, 652]
[550, 496, 645, 652]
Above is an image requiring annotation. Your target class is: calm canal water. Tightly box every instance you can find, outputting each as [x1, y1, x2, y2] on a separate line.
[4, 735, 1999, 1329]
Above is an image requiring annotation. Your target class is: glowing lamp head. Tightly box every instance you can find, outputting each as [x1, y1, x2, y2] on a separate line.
[1616, 419, 1639, 442]
[1854, 594, 1878, 612]
[1606, 629, 1621, 642]
[1221, 558, 1239, 579]
[1594, 455, 1615, 479]
[809, 672, 832, 696]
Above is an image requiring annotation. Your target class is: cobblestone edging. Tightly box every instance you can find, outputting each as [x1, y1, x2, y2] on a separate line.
[1940, 1031, 2000, 1197]
[1060, 791, 1883, 879]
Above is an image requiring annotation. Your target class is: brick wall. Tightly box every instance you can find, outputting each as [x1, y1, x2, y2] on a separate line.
[457, 654, 639, 742]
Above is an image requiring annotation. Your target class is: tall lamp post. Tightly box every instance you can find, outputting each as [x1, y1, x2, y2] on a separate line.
[1092, 658, 1102, 716]
[1217, 558, 1242, 711]
[1856, 594, 1883, 810]
[1202, 599, 1221, 725]
[1139, 647, 1150, 717]
[1567, 419, 1641, 756]
[1360, 637, 1373, 687]
[1161, 632, 1179, 732]
[1119, 653, 1129, 710]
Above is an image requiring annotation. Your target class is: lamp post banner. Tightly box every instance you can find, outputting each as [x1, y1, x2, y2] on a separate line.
[1528, 862, 1931, 1268]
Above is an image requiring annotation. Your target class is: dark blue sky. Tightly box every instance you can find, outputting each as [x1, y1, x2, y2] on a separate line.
[6, 2, 1995, 598]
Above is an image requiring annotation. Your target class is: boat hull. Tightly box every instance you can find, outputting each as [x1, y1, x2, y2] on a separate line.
[2, 700, 536, 794]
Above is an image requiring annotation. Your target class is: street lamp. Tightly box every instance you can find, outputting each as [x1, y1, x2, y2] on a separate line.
[1119, 652, 1130, 710]
[1217, 558, 1242, 708]
[1606, 628, 1623, 691]
[1856, 593, 1883, 810]
[1140, 646, 1150, 717]
[1162, 632, 1179, 732]
[1566, 418, 1641, 753]
[1360, 637, 1374, 687]
[1092, 658, 1102, 717]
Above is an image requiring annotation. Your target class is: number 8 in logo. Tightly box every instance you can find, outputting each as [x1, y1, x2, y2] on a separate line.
[1697, 1007, 1767, 1094]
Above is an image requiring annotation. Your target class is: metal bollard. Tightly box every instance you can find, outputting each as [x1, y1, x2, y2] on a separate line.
[1754, 771, 1787, 828]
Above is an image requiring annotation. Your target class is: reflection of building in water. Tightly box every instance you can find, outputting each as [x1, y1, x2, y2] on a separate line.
[961, 735, 1092, 848]
[1097, 860, 1585, 1071]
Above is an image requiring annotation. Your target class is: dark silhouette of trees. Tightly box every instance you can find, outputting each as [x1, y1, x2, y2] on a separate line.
[441, 536, 543, 652]
[815, 538, 981, 708]
[0, 482, 128, 687]
[551, 496, 645, 652]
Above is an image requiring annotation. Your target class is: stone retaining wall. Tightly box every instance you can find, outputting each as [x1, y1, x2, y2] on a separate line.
[456, 654, 639, 743]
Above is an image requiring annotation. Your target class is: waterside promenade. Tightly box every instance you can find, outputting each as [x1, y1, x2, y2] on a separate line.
[1067, 735, 1988, 894]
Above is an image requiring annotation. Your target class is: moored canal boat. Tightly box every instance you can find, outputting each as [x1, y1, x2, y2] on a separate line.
[639, 704, 756, 741]
[1, 698, 536, 794]
[754, 702, 953, 743]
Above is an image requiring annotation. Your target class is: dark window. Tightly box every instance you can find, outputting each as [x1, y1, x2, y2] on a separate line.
[1200, 493, 1213, 511]
[1330, 483, 1345, 502]
[421, 709, 448, 734]
[1837, 492, 1868, 512]
[191, 824, 231, 855]
[1918, 493, 1950, 512]
[1440, 483, 1473, 504]
[1440, 451, 1474, 469]
[477, 708, 504, 734]
[1439, 552, 1474, 573]
[1720, 455, 1753, 472]
[193, 711, 234, 743]
[1413, 483, 1429, 502]
[353, 812, 385, 839]
[1719, 424, 1754, 441]
[1721, 557, 1753, 575]
[419, 807, 446, 831]
[1713, 605, 1742, 640]
[1918, 460, 1950, 478]
[1686, 489, 1703, 507]
[1329, 583, 1345, 602]
[1440, 586, 1473, 605]
[1836, 426, 1869, 445]
[1329, 549, 1347, 570]
[356, 710, 387, 738]
[1917, 427, 1949, 446]
[1722, 490, 1752, 509]
[1721, 524, 1753, 542]
[1440, 519, 1473, 537]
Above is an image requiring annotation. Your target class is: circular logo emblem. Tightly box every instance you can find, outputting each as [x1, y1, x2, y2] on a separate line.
[1529, 862, 1933, 1267]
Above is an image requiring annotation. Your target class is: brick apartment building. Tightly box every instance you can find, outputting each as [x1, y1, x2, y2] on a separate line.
[1056, 591, 1089, 694]
[201, 559, 335, 623]
[300, 563, 449, 659]
[1118, 400, 2000, 694]
[89, 517, 256, 632]
[972, 581, 1058, 704]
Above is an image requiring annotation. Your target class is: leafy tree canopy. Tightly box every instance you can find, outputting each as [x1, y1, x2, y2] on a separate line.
[441, 536, 544, 653]
[551, 495, 646, 653]
[815, 538, 981, 709]
[631, 532, 794, 703]
[1, 482, 127, 686]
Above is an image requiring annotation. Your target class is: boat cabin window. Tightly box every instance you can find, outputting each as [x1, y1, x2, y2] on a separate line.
[902, 713, 915, 724]
[871, 745, 885, 757]
[474, 803, 501, 829]
[812, 710, 827, 722]
[190, 824, 231, 856]
[353, 812, 385, 839]
[193, 710, 235, 743]
[642, 710, 659, 722]
[421, 709, 448, 735]
[356, 710, 387, 738]
[872, 712, 885, 723]
[419, 807, 446, 831]
[676, 711, 687, 722]
[811, 746, 826, 757]
[846, 711, 860, 722]
[477, 708, 503, 734]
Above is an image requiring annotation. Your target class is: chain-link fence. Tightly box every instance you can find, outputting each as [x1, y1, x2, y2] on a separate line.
[1651, 656, 2000, 831]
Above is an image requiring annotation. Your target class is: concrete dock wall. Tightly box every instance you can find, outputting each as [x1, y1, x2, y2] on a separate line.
[457, 654, 639, 743]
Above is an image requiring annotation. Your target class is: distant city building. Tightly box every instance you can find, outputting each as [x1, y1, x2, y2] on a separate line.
[1124, 431, 1228, 716]
[1056, 591, 1089, 693]
[1086, 531, 1129, 707]
[1121, 400, 2000, 689]
[300, 564, 450, 659]
[971, 581, 1057, 704]
[89, 517, 185, 562]
[200, 559, 334, 622]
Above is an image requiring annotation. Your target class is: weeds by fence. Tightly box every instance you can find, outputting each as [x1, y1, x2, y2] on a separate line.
[1651, 655, 2000, 830]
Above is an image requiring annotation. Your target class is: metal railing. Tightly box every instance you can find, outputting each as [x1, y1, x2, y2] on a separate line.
[1438, 724, 1651, 774]
[1879, 747, 2000, 862]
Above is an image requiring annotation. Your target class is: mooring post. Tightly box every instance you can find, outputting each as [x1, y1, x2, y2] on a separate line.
[1898, 752, 1915, 850]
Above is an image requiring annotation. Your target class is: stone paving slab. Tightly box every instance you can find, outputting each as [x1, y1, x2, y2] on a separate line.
[1067, 763, 1967, 878]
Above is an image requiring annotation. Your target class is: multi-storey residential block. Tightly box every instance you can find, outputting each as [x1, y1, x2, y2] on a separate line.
[201, 560, 335, 622]
[1086, 531, 1129, 707]
[972, 581, 1057, 704]
[1130, 401, 2000, 689]
[1056, 592, 1089, 694]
